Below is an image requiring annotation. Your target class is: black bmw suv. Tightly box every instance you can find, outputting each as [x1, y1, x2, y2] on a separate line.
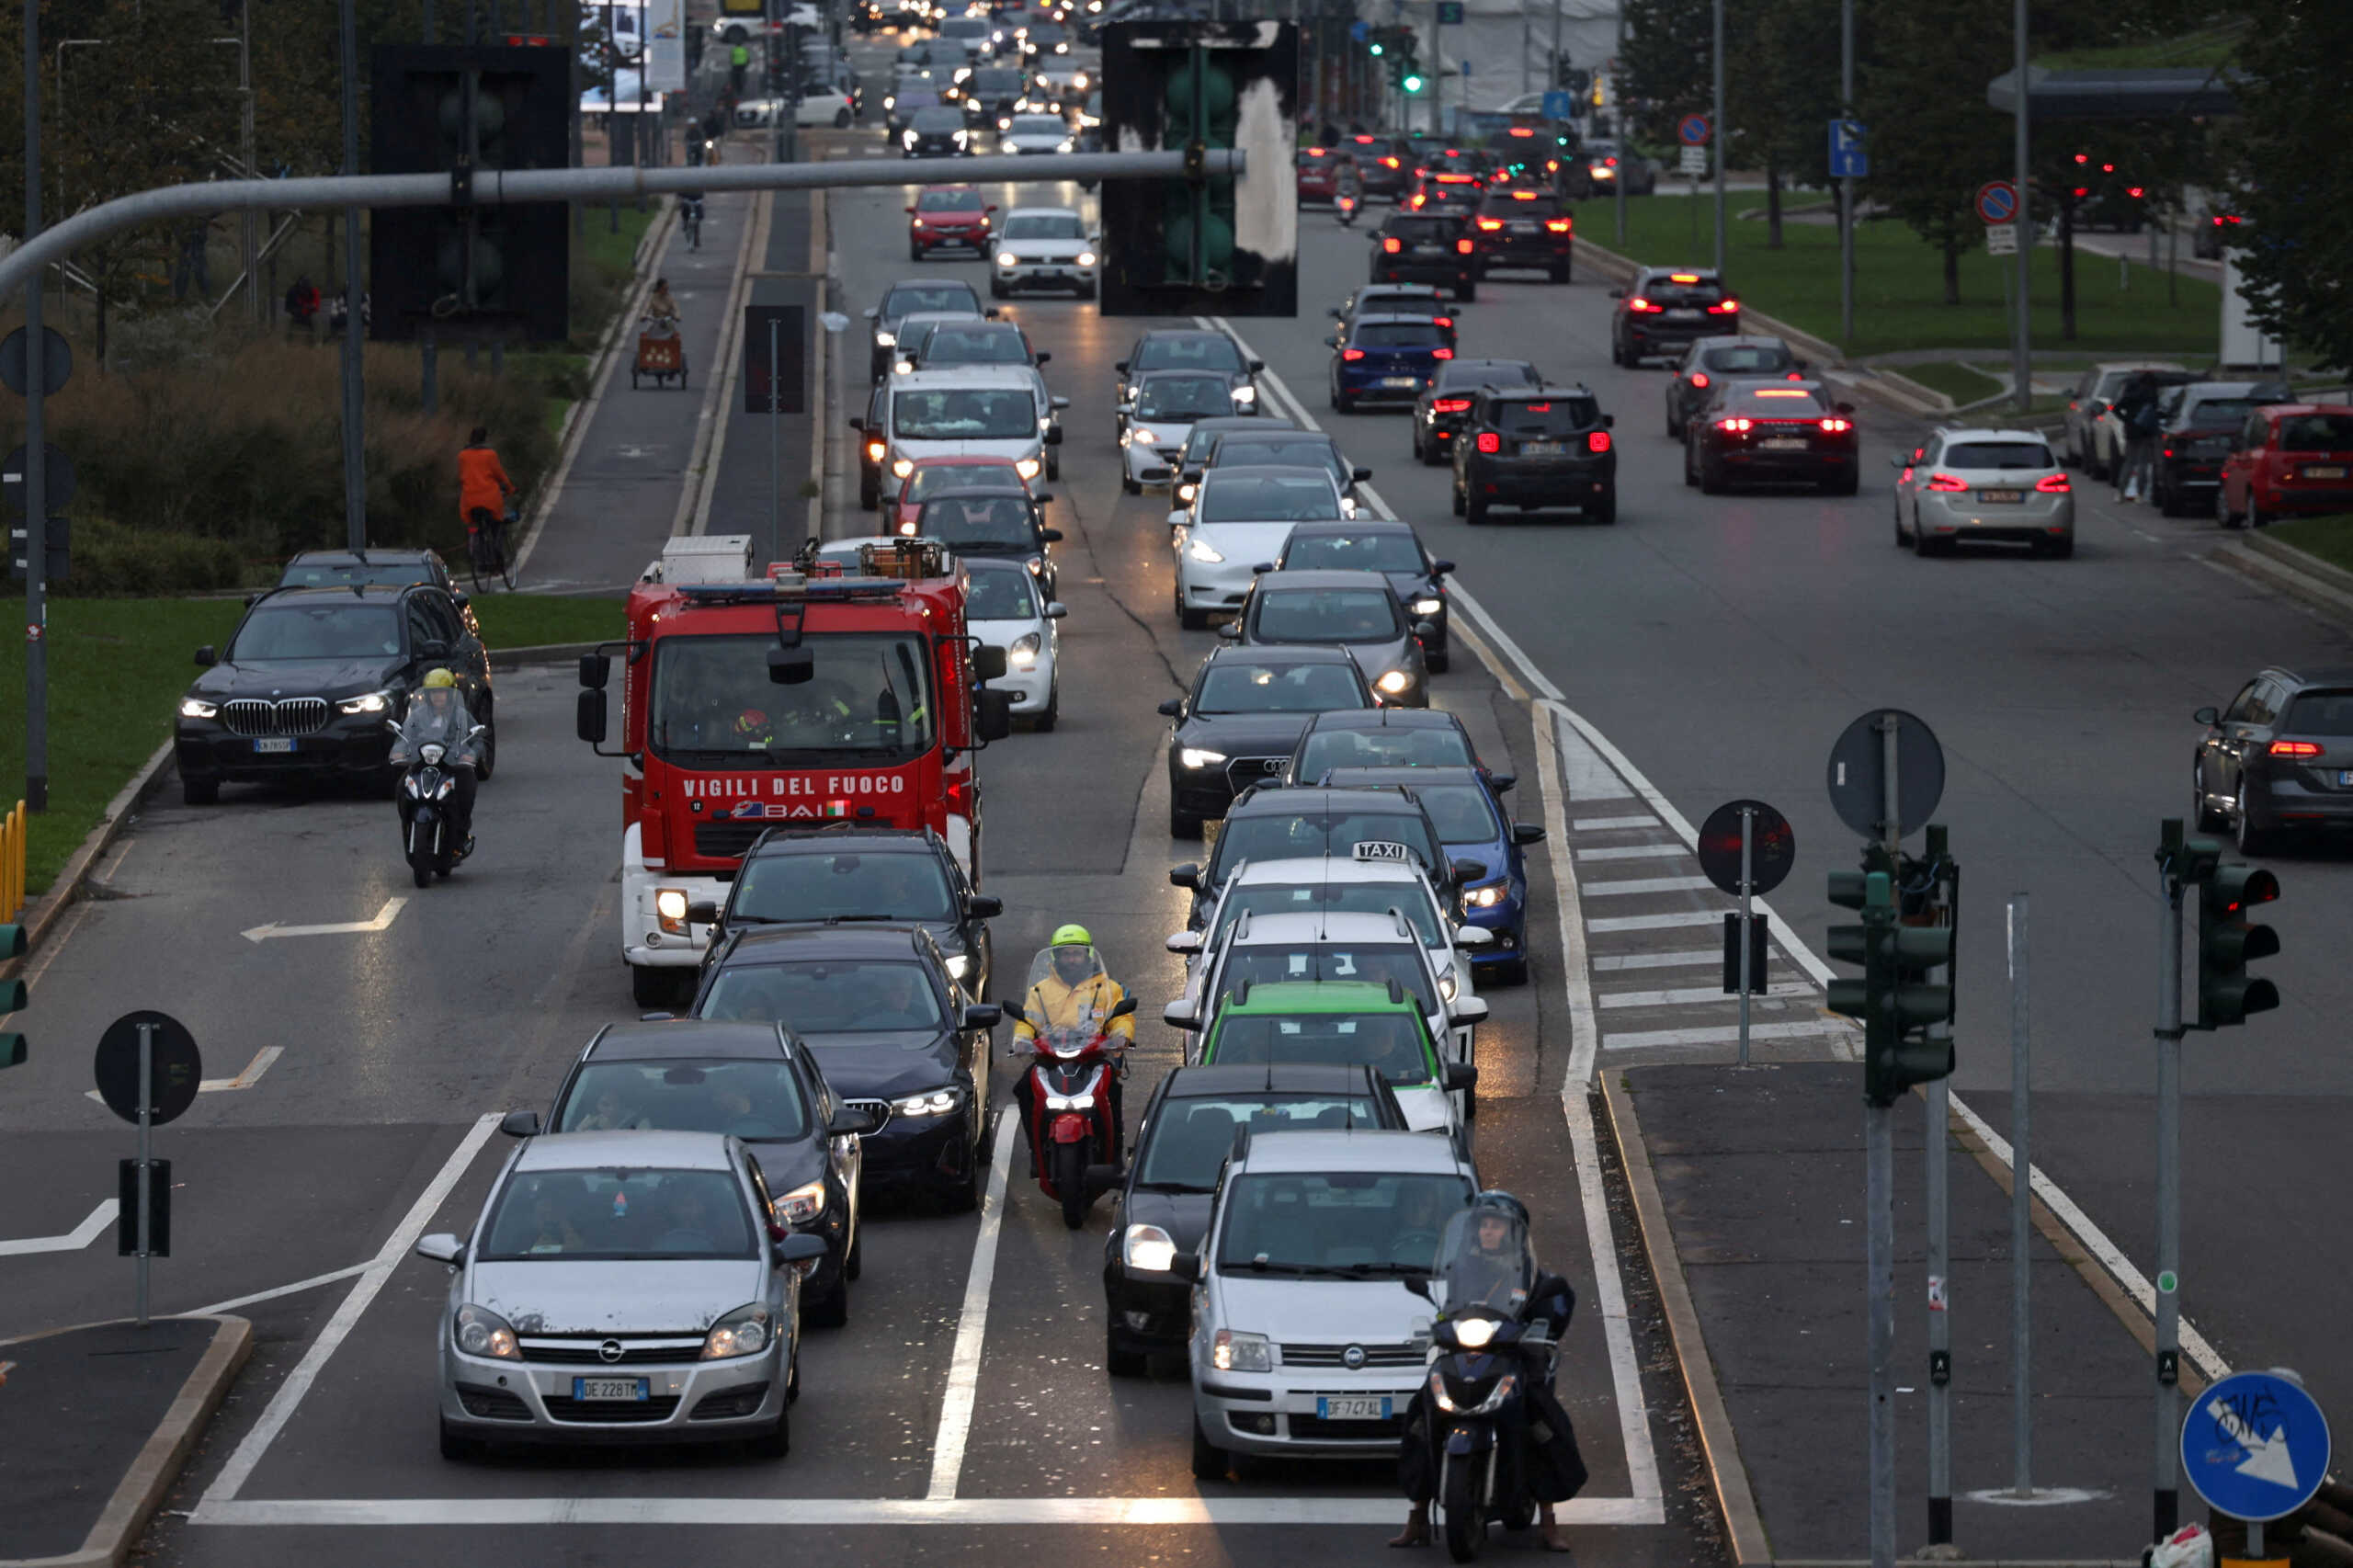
[175, 582, 492, 805]
[1451, 383, 1618, 525]
[1370, 211, 1477, 301]
[1160, 643, 1375, 837]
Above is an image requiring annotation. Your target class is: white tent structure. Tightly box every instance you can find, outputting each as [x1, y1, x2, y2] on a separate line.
[1360, 0, 1619, 116]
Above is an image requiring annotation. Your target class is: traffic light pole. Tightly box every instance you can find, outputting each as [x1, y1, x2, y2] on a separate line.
[1710, 0, 1725, 278]
[20, 0, 51, 814]
[2152, 818, 2188, 1541]
[338, 0, 368, 551]
[1866, 713, 1899, 1568]
[1922, 826, 1955, 1551]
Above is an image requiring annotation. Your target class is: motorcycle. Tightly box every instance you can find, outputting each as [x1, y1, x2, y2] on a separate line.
[391, 708, 483, 889]
[1004, 978, 1137, 1228]
[1336, 190, 1360, 227]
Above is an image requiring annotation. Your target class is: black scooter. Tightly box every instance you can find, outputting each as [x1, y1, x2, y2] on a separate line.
[395, 731, 478, 888]
[1415, 1302, 1553, 1562]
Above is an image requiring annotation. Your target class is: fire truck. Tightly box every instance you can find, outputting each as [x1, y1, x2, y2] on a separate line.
[577, 537, 1011, 1007]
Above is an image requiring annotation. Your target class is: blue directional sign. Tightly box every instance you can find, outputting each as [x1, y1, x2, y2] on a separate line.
[1829, 119, 1869, 179]
[1541, 89, 1574, 119]
[1436, 1, 1463, 21]
[2182, 1371, 2332, 1523]
[1350, 19, 1369, 40]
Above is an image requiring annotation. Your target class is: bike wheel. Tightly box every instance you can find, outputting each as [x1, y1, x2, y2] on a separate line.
[466, 535, 488, 595]
[1054, 1142, 1087, 1230]
[495, 526, 517, 590]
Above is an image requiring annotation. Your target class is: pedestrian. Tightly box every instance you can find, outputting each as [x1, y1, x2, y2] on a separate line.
[284, 273, 320, 335]
[2111, 372, 2165, 504]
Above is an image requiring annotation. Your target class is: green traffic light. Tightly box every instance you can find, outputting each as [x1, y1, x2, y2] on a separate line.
[1369, 40, 1383, 54]
[1402, 72, 1425, 92]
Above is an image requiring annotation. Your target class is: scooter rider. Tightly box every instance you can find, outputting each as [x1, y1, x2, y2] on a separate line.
[1335, 154, 1364, 224]
[389, 669, 484, 858]
[1011, 925, 1135, 1158]
[1392, 1190, 1587, 1554]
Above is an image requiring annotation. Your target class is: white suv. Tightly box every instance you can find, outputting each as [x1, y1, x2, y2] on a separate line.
[1167, 466, 1346, 631]
[881, 368, 1059, 499]
[1177, 1128, 1477, 1475]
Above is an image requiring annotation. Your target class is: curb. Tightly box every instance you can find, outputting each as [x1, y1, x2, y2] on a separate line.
[490, 640, 609, 671]
[0, 1314, 252, 1568]
[3, 737, 175, 963]
[1598, 1072, 1771, 1566]
[2213, 535, 2353, 625]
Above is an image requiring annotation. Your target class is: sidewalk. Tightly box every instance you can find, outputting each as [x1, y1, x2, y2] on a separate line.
[1612, 1063, 2159, 1562]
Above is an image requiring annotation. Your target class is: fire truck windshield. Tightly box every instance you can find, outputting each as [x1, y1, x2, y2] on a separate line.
[650, 632, 936, 762]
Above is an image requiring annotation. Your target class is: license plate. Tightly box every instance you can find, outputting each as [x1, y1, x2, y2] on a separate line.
[1381, 376, 1421, 388]
[1759, 437, 1807, 451]
[1520, 440, 1565, 456]
[2306, 466, 2347, 480]
[1509, 222, 1538, 233]
[1978, 488, 2024, 503]
[1317, 1395, 1392, 1421]
[2339, 771, 2353, 787]
[253, 737, 296, 754]
[573, 1377, 650, 1402]
[1667, 308, 1700, 320]
[1412, 244, 1443, 257]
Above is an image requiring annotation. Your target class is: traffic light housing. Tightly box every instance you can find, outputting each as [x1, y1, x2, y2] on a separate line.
[0, 922, 25, 1068]
[2193, 858, 2279, 1028]
[1097, 20, 1298, 319]
[1827, 846, 1957, 1107]
[369, 44, 573, 344]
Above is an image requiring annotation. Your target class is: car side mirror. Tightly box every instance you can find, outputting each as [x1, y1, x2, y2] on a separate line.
[1602, 413, 1615, 428]
[1040, 528, 1064, 543]
[688, 900, 720, 926]
[984, 307, 1002, 319]
[1322, 335, 1338, 348]
[1033, 492, 1056, 506]
[1451, 858, 1487, 885]
[1512, 823, 1546, 846]
[1328, 306, 1344, 319]
[1157, 698, 1184, 717]
[1216, 621, 1242, 640]
[1443, 1060, 1481, 1091]
[1888, 455, 1902, 468]
[1044, 602, 1066, 619]
[1432, 559, 1454, 575]
[1035, 351, 1052, 365]
[1168, 1251, 1201, 1283]
[576, 687, 609, 745]
[1352, 467, 1374, 483]
[774, 1232, 827, 1267]
[1836, 402, 1856, 416]
[1488, 772, 1514, 793]
[452, 592, 470, 610]
[1163, 1000, 1201, 1030]
[863, 307, 880, 319]
[1165, 510, 1188, 529]
[830, 1106, 879, 1137]
[996, 1000, 1028, 1028]
[1247, 358, 1266, 372]
[1044, 426, 1063, 446]
[2194, 706, 2220, 726]
[1251, 562, 1276, 574]
[1165, 929, 1202, 954]
[905, 204, 917, 212]
[847, 416, 866, 431]
[974, 644, 1010, 681]
[498, 1109, 541, 1138]
[961, 1003, 1004, 1030]
[1051, 395, 1070, 410]
[1608, 288, 1625, 300]
[194, 645, 216, 667]
[1452, 925, 1495, 949]
[1404, 1273, 1433, 1301]
[1169, 863, 1200, 889]
[415, 1233, 465, 1266]
[1114, 359, 1130, 374]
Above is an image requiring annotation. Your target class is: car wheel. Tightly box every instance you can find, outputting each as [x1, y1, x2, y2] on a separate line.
[1107, 1330, 1147, 1379]
[2234, 782, 2270, 856]
[845, 1216, 863, 1281]
[1179, 602, 1209, 631]
[911, 243, 925, 261]
[1550, 259, 1571, 283]
[631, 963, 683, 1011]
[1609, 337, 1624, 368]
[1590, 491, 1618, 525]
[1428, 647, 1449, 674]
[1191, 1416, 1230, 1481]
[1450, 479, 1466, 517]
[438, 1417, 483, 1463]
[1666, 409, 1681, 440]
[835, 108, 853, 129]
[806, 1265, 850, 1328]
[181, 774, 219, 806]
[473, 718, 496, 782]
[1830, 464, 1859, 497]
[1033, 685, 1058, 732]
[2157, 475, 2184, 517]
[1699, 454, 1723, 495]
[989, 278, 1007, 299]
[1496, 955, 1530, 986]
[1465, 495, 1490, 526]
[948, 1122, 984, 1213]
[2246, 494, 2266, 532]
[1455, 280, 1477, 302]
[1332, 383, 1355, 414]
[1895, 500, 1910, 546]
[2040, 535, 2075, 559]
[1169, 804, 1203, 839]
[2195, 760, 2227, 833]
[1682, 440, 1697, 488]
[745, 1403, 791, 1460]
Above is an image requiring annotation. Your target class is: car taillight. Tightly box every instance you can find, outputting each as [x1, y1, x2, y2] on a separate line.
[1926, 472, 1967, 491]
[1717, 417, 1751, 433]
[1432, 316, 1453, 329]
[1900, 467, 1915, 483]
[1689, 372, 1710, 389]
[1707, 300, 1741, 314]
[1819, 417, 1852, 434]
[1383, 156, 1400, 168]
[1456, 238, 1474, 254]
[1431, 347, 1453, 360]
[1605, 155, 1619, 166]
[1475, 432, 1501, 454]
[2271, 740, 2322, 757]
[2163, 447, 2176, 459]
[1627, 297, 1656, 312]
[1786, 370, 1804, 380]
[2035, 472, 2071, 493]
[1544, 217, 1572, 233]
[1382, 236, 1402, 254]
[1587, 430, 1611, 453]
[1433, 397, 1472, 413]
[1475, 218, 1504, 231]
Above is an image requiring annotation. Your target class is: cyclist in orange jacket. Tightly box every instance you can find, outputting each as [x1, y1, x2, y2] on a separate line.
[458, 427, 515, 537]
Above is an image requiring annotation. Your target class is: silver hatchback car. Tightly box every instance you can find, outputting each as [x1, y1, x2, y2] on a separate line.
[1892, 427, 2075, 558]
[417, 1130, 825, 1459]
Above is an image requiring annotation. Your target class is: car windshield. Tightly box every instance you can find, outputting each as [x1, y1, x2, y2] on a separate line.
[906, 463, 1023, 501]
[912, 108, 966, 131]
[1297, 725, 1473, 778]
[1136, 335, 1245, 373]
[1208, 1011, 1434, 1085]
[1943, 441, 2054, 470]
[1438, 360, 1536, 390]
[1139, 1094, 1383, 1189]
[963, 564, 1039, 620]
[1405, 782, 1500, 842]
[1135, 375, 1234, 420]
[1701, 345, 1795, 373]
[892, 388, 1038, 439]
[1387, 218, 1460, 242]
[919, 494, 1036, 549]
[732, 848, 956, 923]
[2279, 415, 2353, 449]
[921, 325, 1029, 364]
[970, 70, 1022, 90]
[1212, 438, 1344, 482]
[1254, 588, 1403, 644]
[699, 959, 947, 1033]
[648, 631, 936, 760]
[1008, 115, 1064, 136]
[881, 282, 980, 319]
[1200, 475, 1341, 522]
[1222, 945, 1435, 1013]
[1490, 397, 1599, 436]
[919, 188, 984, 211]
[1214, 882, 1439, 947]
[1213, 811, 1439, 881]
[1003, 211, 1083, 239]
[1643, 275, 1726, 305]
[1285, 531, 1423, 573]
[1196, 660, 1367, 714]
[2284, 691, 2353, 734]
[557, 1059, 812, 1141]
[279, 561, 431, 589]
[480, 1167, 755, 1261]
[228, 603, 402, 660]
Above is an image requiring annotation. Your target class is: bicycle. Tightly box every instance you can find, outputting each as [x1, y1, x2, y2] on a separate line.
[682, 198, 705, 251]
[466, 498, 519, 593]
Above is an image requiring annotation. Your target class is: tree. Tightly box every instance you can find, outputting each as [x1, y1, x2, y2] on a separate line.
[2222, 0, 2353, 367]
[1731, 0, 1842, 248]
[1620, 0, 1711, 147]
[1859, 0, 2014, 305]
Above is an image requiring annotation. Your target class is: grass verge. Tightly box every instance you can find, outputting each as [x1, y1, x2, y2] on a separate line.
[1577, 193, 2222, 358]
[1899, 361, 2006, 406]
[471, 595, 627, 648]
[2262, 515, 2353, 577]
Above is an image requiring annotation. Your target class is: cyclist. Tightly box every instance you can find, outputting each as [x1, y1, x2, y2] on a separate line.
[457, 427, 517, 582]
[681, 189, 706, 250]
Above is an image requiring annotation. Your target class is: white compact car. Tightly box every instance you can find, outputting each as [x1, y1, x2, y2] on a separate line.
[1891, 427, 2075, 558]
[961, 555, 1063, 729]
[1168, 466, 1346, 631]
[998, 113, 1075, 155]
[991, 206, 1100, 300]
[1120, 369, 1241, 493]
[1179, 1129, 1477, 1474]
[881, 367, 1060, 499]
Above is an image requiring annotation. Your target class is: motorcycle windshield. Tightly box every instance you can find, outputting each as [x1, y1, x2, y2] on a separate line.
[1436, 1204, 1536, 1317]
[1018, 945, 1123, 1037]
[395, 693, 474, 757]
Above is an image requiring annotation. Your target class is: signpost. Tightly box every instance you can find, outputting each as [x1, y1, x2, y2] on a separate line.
[1980, 179, 2021, 256]
[1677, 114, 1709, 146]
[1541, 88, 1573, 119]
[93, 1010, 201, 1327]
[2182, 1369, 2331, 1561]
[1828, 119, 1869, 179]
[1698, 799, 1794, 1068]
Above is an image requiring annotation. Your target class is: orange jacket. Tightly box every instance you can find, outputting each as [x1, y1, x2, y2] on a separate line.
[458, 445, 514, 522]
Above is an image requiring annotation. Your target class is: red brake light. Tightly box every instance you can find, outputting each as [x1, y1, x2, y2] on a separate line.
[1526, 402, 1550, 412]
[2271, 740, 2323, 757]
[1586, 430, 1612, 454]
[1786, 370, 1804, 380]
[1475, 218, 1505, 231]
[1544, 217, 1573, 232]
[1605, 156, 1619, 166]
[1307, 146, 1324, 156]
[1341, 347, 1367, 361]
[1707, 300, 1741, 314]
[1627, 297, 1655, 312]
[945, 776, 972, 816]
[2127, 186, 2144, 199]
[1432, 316, 1453, 329]
[1717, 417, 1752, 433]
[2034, 472, 2071, 493]
[1689, 372, 1710, 389]
[1900, 467, 1915, 483]
[1819, 417, 1852, 434]
[1926, 472, 1967, 492]
[1383, 156, 1400, 168]
[1475, 432, 1501, 454]
[1382, 237, 1402, 254]
[1456, 238, 1475, 254]
[1512, 190, 1538, 200]
[1433, 397, 1472, 413]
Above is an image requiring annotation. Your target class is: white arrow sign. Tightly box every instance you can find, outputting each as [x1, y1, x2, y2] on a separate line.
[242, 897, 407, 945]
[2214, 1401, 2303, 1493]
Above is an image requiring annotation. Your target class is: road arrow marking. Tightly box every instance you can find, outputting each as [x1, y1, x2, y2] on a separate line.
[242, 898, 406, 945]
[2214, 1402, 2302, 1492]
[0, 1199, 119, 1256]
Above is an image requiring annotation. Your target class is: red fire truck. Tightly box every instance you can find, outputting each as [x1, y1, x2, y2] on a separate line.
[577, 537, 1011, 1006]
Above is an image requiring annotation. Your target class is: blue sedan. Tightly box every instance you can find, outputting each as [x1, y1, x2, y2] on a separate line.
[1324, 313, 1456, 415]
[1319, 764, 1544, 984]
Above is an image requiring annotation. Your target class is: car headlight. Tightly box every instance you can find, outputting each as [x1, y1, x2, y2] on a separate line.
[700, 1302, 774, 1359]
[903, 130, 918, 147]
[179, 697, 219, 720]
[995, 117, 1010, 130]
[1230, 385, 1256, 403]
[453, 1302, 520, 1360]
[1057, 139, 1074, 153]
[997, 251, 1020, 267]
[1438, 969, 1459, 1003]
[1211, 1328, 1271, 1372]
[1177, 482, 1197, 503]
[654, 887, 690, 922]
[944, 952, 972, 979]
[866, 438, 888, 462]
[875, 329, 897, 346]
[1025, 556, 1044, 575]
[1123, 1223, 1178, 1273]
[1376, 669, 1414, 695]
[336, 688, 394, 715]
[1009, 631, 1041, 666]
[1178, 747, 1228, 769]
[1073, 71, 1088, 88]
[1411, 597, 1444, 616]
[1463, 881, 1508, 909]
[1186, 537, 1225, 562]
[1016, 457, 1041, 479]
[1076, 249, 1097, 267]
[1128, 427, 1156, 448]
[773, 1179, 827, 1224]
[892, 1085, 964, 1117]
[892, 458, 915, 478]
[955, 129, 972, 142]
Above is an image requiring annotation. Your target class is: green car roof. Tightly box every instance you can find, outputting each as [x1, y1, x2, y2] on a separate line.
[1199, 980, 1438, 1085]
[1210, 979, 1420, 1016]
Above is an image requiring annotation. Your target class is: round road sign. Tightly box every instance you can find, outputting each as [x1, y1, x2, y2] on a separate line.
[93, 1011, 203, 1127]
[0, 326, 74, 397]
[2182, 1369, 2331, 1523]
[1697, 799, 1796, 897]
[1825, 709, 1945, 843]
[1975, 180, 2018, 226]
[1678, 114, 1711, 146]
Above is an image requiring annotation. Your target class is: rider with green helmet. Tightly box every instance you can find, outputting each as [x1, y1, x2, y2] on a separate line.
[1011, 923, 1133, 1159]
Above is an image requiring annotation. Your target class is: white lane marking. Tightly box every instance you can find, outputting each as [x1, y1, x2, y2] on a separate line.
[925, 1108, 1018, 1502]
[0, 1199, 119, 1256]
[1573, 814, 1661, 831]
[1589, 910, 1722, 933]
[80, 1043, 286, 1107]
[1574, 844, 1688, 861]
[1554, 720, 1637, 800]
[1599, 983, 1813, 1008]
[1594, 949, 1722, 971]
[193, 1494, 1665, 1528]
[1606, 1022, 1856, 1051]
[192, 1261, 372, 1317]
[240, 897, 407, 944]
[1578, 874, 1719, 897]
[197, 1112, 503, 1510]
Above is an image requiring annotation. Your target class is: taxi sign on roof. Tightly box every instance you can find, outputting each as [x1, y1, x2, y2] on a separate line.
[1354, 841, 1415, 863]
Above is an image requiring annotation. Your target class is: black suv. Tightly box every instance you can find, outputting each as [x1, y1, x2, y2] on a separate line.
[694, 825, 1000, 998]
[278, 548, 454, 593]
[955, 65, 1026, 127]
[692, 923, 1000, 1209]
[1170, 784, 1467, 930]
[1370, 211, 1477, 301]
[1470, 187, 1574, 281]
[1414, 358, 1540, 465]
[1611, 267, 1742, 366]
[175, 582, 493, 805]
[2192, 666, 2353, 853]
[1451, 384, 1618, 525]
[1663, 335, 1809, 437]
[505, 1019, 875, 1326]
[1159, 644, 1374, 837]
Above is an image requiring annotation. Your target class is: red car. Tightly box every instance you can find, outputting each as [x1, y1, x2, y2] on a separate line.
[2218, 403, 2353, 528]
[890, 454, 1040, 530]
[1296, 146, 1347, 205]
[907, 184, 995, 259]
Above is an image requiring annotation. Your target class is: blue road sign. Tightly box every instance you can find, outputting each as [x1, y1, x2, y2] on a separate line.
[1975, 180, 2018, 224]
[1678, 114, 1710, 147]
[1828, 119, 1868, 179]
[2182, 1371, 2332, 1523]
[1350, 19, 1369, 40]
[1436, 0, 1463, 21]
[1541, 89, 1574, 119]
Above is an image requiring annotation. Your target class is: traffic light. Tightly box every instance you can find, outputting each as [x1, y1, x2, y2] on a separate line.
[0, 922, 26, 1069]
[369, 44, 573, 344]
[1827, 847, 1957, 1107]
[1097, 19, 1298, 318]
[2193, 858, 2279, 1028]
[1401, 68, 1427, 95]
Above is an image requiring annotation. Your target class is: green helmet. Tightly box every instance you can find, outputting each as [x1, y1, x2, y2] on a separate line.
[1051, 923, 1093, 948]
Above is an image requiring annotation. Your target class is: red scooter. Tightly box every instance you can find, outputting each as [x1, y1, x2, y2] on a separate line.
[1004, 990, 1137, 1229]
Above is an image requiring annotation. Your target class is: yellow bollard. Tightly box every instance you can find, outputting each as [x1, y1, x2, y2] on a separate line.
[0, 799, 20, 923]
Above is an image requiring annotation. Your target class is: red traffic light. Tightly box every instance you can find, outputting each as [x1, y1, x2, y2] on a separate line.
[2221, 866, 2280, 915]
